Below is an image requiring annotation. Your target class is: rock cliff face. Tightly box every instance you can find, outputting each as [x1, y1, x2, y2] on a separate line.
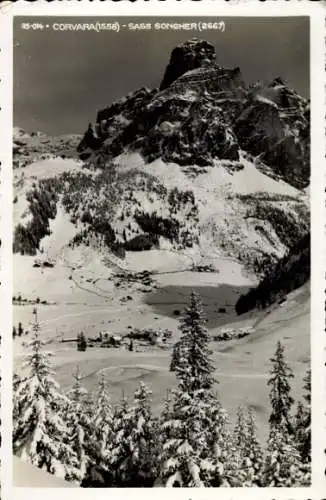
[78, 37, 310, 188]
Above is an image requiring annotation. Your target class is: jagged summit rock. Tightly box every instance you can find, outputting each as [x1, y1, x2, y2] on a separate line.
[160, 38, 217, 90]
[269, 77, 287, 87]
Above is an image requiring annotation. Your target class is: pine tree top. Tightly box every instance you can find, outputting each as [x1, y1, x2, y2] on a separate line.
[67, 367, 88, 404]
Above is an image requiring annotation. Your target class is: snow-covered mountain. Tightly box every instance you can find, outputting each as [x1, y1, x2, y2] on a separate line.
[13, 38, 310, 282]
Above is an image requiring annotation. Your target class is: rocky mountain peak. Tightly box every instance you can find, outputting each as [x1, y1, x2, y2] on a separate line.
[160, 38, 217, 90]
[76, 38, 310, 189]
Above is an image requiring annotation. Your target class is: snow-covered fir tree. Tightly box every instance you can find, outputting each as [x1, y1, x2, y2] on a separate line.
[92, 374, 113, 457]
[159, 292, 227, 487]
[159, 389, 173, 447]
[170, 340, 182, 372]
[294, 401, 306, 457]
[107, 392, 130, 485]
[263, 422, 306, 486]
[224, 406, 263, 487]
[109, 383, 158, 486]
[242, 407, 264, 486]
[233, 406, 247, 450]
[264, 347, 311, 487]
[64, 367, 92, 481]
[303, 368, 311, 404]
[82, 392, 127, 488]
[80, 377, 113, 488]
[205, 398, 231, 486]
[294, 368, 311, 464]
[13, 372, 23, 428]
[224, 406, 249, 486]
[302, 368, 311, 457]
[267, 341, 294, 434]
[302, 368, 311, 462]
[13, 311, 80, 481]
[160, 390, 212, 486]
[175, 291, 215, 393]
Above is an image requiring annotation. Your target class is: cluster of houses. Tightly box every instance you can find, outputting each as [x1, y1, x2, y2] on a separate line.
[125, 327, 172, 346]
[61, 327, 173, 351]
[61, 323, 254, 350]
[213, 326, 255, 342]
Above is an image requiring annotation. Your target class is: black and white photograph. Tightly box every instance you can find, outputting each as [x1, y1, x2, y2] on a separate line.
[11, 16, 312, 488]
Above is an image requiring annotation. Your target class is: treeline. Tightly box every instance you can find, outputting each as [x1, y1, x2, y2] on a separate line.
[13, 293, 310, 487]
[235, 233, 310, 315]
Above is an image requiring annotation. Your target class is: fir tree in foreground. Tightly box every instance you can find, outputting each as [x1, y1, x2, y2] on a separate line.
[174, 291, 215, 393]
[92, 374, 113, 458]
[233, 406, 246, 448]
[13, 311, 80, 481]
[243, 408, 264, 486]
[267, 340, 294, 434]
[264, 344, 310, 486]
[263, 423, 304, 486]
[109, 383, 159, 487]
[64, 367, 92, 482]
[294, 368, 311, 464]
[160, 291, 227, 487]
[225, 406, 264, 486]
[169, 340, 182, 372]
[225, 406, 252, 486]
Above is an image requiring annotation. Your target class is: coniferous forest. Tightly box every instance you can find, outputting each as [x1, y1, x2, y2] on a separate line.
[13, 293, 311, 487]
[235, 233, 310, 315]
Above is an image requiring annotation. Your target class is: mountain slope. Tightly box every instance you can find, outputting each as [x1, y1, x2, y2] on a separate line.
[13, 152, 309, 279]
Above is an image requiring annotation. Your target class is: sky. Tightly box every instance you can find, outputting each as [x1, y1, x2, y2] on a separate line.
[14, 17, 309, 136]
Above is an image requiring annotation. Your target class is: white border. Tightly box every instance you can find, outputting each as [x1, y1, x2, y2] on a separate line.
[0, 5, 13, 500]
[0, 1, 325, 499]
